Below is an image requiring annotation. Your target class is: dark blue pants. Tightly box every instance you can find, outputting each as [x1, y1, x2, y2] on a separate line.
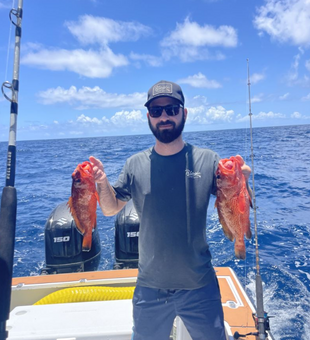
[132, 275, 226, 340]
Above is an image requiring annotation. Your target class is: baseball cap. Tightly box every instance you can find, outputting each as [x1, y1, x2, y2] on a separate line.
[144, 80, 185, 107]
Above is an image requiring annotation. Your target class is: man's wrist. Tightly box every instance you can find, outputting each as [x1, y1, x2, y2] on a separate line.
[96, 174, 108, 185]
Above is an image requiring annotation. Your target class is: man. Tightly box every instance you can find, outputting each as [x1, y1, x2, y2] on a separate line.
[90, 80, 251, 340]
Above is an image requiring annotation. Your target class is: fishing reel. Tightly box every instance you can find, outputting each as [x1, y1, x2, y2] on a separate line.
[252, 311, 271, 333]
[233, 311, 272, 339]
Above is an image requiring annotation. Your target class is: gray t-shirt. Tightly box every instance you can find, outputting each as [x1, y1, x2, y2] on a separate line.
[113, 143, 220, 289]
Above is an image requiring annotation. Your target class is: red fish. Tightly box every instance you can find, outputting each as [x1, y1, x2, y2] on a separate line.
[67, 161, 99, 251]
[215, 155, 252, 259]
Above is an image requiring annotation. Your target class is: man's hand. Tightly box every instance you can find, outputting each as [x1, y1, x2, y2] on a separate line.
[89, 156, 107, 183]
[241, 163, 251, 181]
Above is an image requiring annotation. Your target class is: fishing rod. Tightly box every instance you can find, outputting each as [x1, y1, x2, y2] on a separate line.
[0, 1, 23, 340]
[246, 59, 271, 340]
[234, 60, 274, 340]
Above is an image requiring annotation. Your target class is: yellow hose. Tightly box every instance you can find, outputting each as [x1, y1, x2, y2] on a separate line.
[34, 286, 135, 305]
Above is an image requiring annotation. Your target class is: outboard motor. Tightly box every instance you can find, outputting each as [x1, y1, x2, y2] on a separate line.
[40, 202, 101, 275]
[114, 200, 139, 269]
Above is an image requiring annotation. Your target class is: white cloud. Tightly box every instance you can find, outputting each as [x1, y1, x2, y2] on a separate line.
[254, 0, 310, 47]
[187, 105, 234, 124]
[129, 52, 162, 67]
[160, 17, 237, 62]
[0, 1, 11, 9]
[23, 110, 147, 139]
[251, 72, 266, 84]
[21, 16, 153, 78]
[301, 93, 310, 101]
[291, 111, 310, 119]
[178, 73, 222, 89]
[237, 111, 286, 122]
[186, 95, 209, 108]
[251, 93, 264, 103]
[65, 15, 152, 46]
[287, 52, 301, 83]
[279, 93, 290, 100]
[110, 110, 146, 127]
[291, 111, 301, 118]
[22, 47, 128, 78]
[286, 51, 310, 86]
[77, 114, 104, 125]
[37, 86, 146, 109]
[72, 110, 147, 132]
[162, 18, 238, 48]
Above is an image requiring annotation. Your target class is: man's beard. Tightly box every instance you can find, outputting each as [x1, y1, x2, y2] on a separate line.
[148, 112, 186, 144]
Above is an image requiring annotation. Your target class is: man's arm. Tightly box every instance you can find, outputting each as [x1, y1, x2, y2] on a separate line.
[89, 156, 127, 216]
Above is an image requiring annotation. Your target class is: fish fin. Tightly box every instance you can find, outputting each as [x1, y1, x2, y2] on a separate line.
[222, 224, 235, 242]
[246, 181, 253, 208]
[90, 194, 98, 229]
[95, 191, 100, 203]
[238, 191, 247, 214]
[245, 220, 252, 240]
[217, 206, 235, 241]
[67, 197, 87, 235]
[92, 214, 97, 230]
[82, 229, 92, 252]
[67, 197, 73, 210]
[74, 217, 87, 235]
[246, 229, 252, 240]
[235, 241, 246, 260]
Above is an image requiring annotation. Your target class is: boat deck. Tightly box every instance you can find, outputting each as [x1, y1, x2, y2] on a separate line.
[9, 267, 259, 339]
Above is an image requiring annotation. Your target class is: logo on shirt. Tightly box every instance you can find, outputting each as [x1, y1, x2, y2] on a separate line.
[185, 169, 201, 179]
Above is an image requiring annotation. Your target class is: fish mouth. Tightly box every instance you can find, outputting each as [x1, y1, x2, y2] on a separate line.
[219, 165, 235, 174]
[224, 161, 234, 169]
[72, 166, 93, 179]
[219, 160, 236, 174]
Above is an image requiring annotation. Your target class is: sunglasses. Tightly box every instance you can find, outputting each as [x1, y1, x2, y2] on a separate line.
[148, 104, 183, 118]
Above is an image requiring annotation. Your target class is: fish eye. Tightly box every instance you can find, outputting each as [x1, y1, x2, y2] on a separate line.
[216, 174, 221, 179]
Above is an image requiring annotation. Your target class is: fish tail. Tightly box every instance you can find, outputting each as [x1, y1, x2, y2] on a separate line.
[82, 230, 92, 252]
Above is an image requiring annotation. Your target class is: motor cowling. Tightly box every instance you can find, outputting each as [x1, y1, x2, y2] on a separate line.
[114, 200, 139, 269]
[41, 202, 101, 274]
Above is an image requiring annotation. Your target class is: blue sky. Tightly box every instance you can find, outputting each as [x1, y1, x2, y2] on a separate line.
[0, 0, 309, 141]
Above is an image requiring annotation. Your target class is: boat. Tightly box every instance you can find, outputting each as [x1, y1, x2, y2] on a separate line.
[5, 198, 274, 340]
[0, 2, 274, 340]
[8, 266, 270, 340]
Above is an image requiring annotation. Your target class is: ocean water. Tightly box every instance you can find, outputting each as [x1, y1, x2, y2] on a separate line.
[0, 124, 309, 340]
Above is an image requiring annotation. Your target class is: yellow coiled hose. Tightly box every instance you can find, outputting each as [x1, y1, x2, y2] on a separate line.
[34, 286, 135, 305]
